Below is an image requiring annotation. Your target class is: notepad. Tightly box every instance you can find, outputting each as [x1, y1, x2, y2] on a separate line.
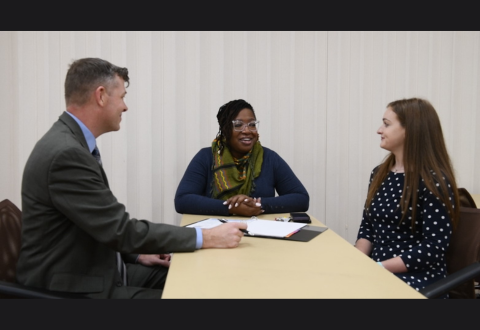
[186, 218, 307, 238]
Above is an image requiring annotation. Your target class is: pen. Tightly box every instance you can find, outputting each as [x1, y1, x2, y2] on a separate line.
[218, 218, 250, 235]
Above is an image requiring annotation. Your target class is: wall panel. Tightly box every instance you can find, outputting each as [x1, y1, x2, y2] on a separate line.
[1, 31, 479, 245]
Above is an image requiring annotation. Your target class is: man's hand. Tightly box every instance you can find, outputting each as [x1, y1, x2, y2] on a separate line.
[201, 222, 248, 248]
[137, 254, 172, 267]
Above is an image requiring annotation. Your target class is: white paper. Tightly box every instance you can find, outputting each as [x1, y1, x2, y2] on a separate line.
[187, 218, 306, 238]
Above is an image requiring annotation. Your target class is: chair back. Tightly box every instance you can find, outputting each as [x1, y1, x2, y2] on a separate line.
[458, 187, 477, 208]
[0, 199, 22, 298]
[446, 206, 480, 298]
[0, 199, 91, 299]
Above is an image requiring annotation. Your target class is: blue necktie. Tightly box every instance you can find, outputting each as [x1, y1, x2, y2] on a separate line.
[92, 145, 102, 166]
[92, 145, 127, 286]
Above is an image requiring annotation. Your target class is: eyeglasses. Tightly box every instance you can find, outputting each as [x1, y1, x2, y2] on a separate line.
[232, 120, 260, 132]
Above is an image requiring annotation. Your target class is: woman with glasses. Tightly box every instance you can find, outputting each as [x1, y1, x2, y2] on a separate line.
[354, 97, 460, 297]
[174, 99, 309, 217]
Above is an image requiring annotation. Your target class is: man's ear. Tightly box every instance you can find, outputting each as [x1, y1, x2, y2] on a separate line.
[94, 85, 107, 106]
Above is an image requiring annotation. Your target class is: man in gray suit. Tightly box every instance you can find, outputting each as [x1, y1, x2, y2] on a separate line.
[16, 57, 247, 299]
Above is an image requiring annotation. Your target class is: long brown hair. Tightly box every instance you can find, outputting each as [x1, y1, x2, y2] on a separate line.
[365, 98, 459, 230]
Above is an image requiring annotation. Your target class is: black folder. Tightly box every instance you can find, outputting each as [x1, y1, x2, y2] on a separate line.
[274, 225, 328, 242]
[239, 224, 328, 242]
[186, 218, 328, 242]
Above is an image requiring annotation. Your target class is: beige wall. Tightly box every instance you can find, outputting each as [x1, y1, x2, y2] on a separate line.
[1, 31, 479, 244]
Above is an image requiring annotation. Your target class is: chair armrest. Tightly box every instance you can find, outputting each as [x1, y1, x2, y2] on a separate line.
[419, 262, 480, 299]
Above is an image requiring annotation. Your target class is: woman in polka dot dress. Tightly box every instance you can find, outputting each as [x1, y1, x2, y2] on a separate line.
[355, 98, 460, 297]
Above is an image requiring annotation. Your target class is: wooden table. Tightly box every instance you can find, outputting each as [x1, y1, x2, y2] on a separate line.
[162, 213, 425, 298]
[471, 194, 480, 208]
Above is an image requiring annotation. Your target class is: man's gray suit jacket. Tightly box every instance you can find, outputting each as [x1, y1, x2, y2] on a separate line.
[17, 112, 196, 298]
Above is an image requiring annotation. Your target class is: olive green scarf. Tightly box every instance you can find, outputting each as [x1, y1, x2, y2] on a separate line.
[211, 139, 264, 200]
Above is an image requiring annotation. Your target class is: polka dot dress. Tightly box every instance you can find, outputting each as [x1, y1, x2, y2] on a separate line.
[357, 167, 454, 295]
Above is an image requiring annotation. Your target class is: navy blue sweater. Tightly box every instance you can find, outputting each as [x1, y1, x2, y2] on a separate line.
[174, 146, 309, 215]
